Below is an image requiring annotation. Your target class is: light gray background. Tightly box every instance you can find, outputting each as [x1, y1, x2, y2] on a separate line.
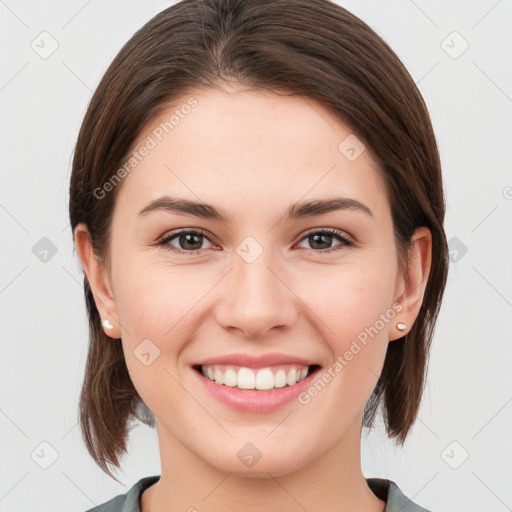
[1, 1, 511, 511]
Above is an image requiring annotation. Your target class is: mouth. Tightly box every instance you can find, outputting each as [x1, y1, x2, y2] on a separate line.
[192, 363, 322, 391]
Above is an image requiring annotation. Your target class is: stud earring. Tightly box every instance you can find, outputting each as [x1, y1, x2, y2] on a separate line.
[396, 321, 407, 332]
[102, 319, 114, 330]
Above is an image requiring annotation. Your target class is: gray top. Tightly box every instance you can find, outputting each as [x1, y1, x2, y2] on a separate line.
[83, 475, 432, 512]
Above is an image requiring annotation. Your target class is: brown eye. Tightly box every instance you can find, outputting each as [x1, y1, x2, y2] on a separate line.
[156, 227, 353, 255]
[296, 229, 353, 253]
[157, 230, 214, 253]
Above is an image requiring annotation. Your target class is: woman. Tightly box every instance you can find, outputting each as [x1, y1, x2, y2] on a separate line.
[70, 0, 448, 510]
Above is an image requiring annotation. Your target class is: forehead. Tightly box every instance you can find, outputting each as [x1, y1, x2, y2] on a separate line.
[115, 87, 389, 221]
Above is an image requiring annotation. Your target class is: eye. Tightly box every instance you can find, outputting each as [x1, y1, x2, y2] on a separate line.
[156, 227, 354, 255]
[156, 229, 215, 253]
[296, 228, 354, 254]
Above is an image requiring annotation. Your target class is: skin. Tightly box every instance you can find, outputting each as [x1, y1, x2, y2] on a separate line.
[75, 84, 431, 512]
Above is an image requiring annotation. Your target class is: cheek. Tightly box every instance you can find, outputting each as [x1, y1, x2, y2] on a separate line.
[115, 272, 189, 416]
[299, 260, 397, 340]
[299, 270, 394, 422]
[112, 254, 191, 338]
[295, 259, 396, 406]
[113, 260, 202, 402]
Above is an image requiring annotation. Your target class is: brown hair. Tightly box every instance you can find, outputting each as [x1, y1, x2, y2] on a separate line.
[69, 0, 448, 481]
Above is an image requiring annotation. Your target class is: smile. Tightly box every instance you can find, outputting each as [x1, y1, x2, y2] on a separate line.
[194, 364, 321, 391]
[191, 363, 322, 412]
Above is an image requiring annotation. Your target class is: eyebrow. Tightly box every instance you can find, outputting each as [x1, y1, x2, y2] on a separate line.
[137, 195, 373, 222]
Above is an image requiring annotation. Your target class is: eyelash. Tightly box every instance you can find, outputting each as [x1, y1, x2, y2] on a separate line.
[155, 228, 354, 255]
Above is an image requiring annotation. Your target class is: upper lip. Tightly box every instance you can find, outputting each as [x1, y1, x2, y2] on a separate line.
[193, 353, 321, 369]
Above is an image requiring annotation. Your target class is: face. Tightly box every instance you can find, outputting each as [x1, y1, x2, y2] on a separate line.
[79, 85, 426, 478]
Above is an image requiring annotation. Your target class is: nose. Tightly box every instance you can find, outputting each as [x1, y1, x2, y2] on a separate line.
[215, 247, 299, 339]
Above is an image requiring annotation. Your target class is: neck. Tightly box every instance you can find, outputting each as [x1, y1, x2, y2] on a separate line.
[141, 417, 386, 512]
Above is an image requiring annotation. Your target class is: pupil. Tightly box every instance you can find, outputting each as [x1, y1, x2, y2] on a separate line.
[311, 233, 331, 249]
[182, 233, 202, 250]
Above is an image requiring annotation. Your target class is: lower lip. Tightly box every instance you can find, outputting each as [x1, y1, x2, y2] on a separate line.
[191, 366, 319, 413]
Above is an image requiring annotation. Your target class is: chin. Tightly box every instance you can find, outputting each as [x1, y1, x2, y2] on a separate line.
[206, 445, 312, 479]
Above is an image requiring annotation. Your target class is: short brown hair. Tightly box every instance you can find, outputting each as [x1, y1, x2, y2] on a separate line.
[69, 0, 449, 480]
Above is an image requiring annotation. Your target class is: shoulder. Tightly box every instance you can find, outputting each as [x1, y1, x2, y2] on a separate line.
[82, 475, 161, 512]
[366, 478, 433, 512]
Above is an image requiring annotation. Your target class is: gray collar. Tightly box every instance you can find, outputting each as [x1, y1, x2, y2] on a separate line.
[85, 474, 432, 512]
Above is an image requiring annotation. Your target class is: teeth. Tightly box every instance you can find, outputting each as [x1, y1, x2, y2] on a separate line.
[238, 367, 256, 389]
[274, 369, 287, 388]
[200, 364, 311, 390]
[287, 368, 297, 386]
[214, 368, 224, 385]
[223, 368, 238, 387]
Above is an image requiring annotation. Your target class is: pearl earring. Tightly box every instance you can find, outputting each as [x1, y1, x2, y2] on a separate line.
[396, 321, 407, 332]
[102, 319, 114, 330]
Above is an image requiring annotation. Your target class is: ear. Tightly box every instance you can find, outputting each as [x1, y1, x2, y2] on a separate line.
[74, 223, 121, 339]
[390, 226, 432, 341]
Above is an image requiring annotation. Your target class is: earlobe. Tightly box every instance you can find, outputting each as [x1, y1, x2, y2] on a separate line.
[396, 321, 407, 332]
[391, 227, 432, 340]
[102, 319, 114, 330]
[74, 223, 121, 339]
